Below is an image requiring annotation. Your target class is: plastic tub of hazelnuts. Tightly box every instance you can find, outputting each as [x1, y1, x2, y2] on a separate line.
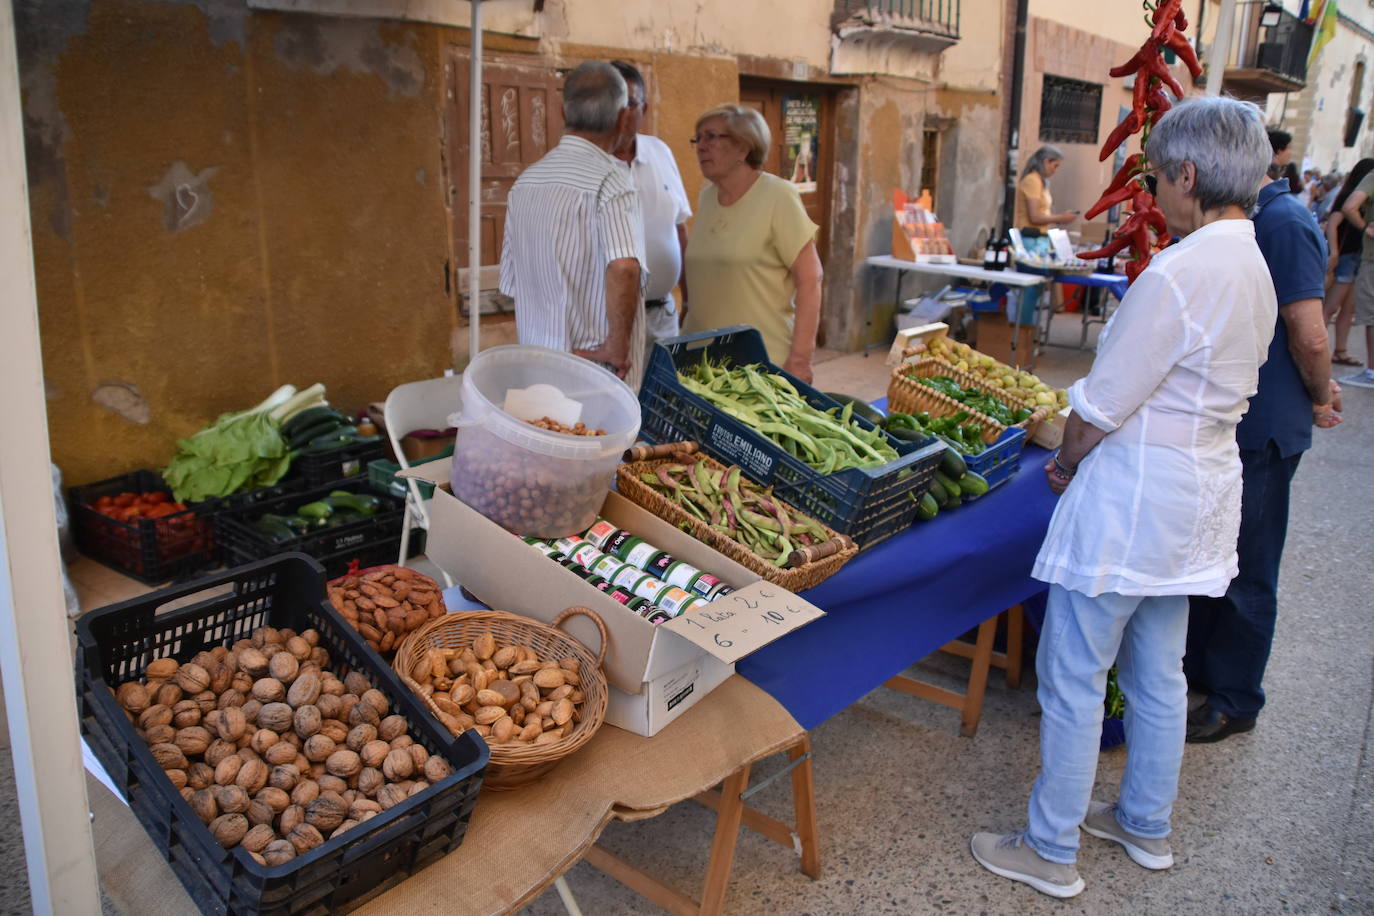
[449, 345, 641, 539]
[75, 552, 489, 915]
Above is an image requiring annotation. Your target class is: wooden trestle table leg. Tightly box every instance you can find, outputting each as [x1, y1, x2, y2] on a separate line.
[885, 612, 1001, 737]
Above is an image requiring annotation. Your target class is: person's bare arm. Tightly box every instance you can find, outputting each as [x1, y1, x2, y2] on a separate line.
[676, 223, 690, 322]
[573, 257, 640, 377]
[1342, 189, 1368, 231]
[1325, 211, 1344, 278]
[1043, 411, 1110, 494]
[783, 241, 823, 384]
[1281, 298, 1343, 427]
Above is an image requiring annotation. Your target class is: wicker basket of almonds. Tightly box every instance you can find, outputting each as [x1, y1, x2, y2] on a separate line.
[393, 607, 608, 790]
[328, 565, 448, 656]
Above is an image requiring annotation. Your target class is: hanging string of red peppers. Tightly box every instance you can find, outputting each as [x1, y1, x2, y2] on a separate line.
[1077, 0, 1203, 282]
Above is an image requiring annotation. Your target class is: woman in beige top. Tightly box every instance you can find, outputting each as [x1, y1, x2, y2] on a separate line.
[682, 104, 823, 382]
[1016, 145, 1079, 230]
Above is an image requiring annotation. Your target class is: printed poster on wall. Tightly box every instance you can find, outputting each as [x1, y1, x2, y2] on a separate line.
[781, 94, 820, 194]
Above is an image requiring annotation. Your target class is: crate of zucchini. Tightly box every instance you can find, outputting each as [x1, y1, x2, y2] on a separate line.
[282, 405, 387, 487]
[638, 327, 944, 549]
[218, 479, 410, 578]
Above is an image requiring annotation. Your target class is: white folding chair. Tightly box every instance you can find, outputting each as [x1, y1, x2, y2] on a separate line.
[382, 374, 464, 587]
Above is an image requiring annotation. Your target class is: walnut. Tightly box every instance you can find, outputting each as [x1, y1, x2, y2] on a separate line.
[348, 702, 380, 728]
[214, 755, 243, 786]
[309, 647, 330, 668]
[214, 784, 250, 814]
[153, 683, 183, 708]
[204, 739, 237, 768]
[189, 789, 218, 824]
[236, 758, 269, 794]
[381, 748, 414, 782]
[290, 780, 320, 808]
[210, 813, 248, 849]
[360, 740, 390, 769]
[287, 673, 321, 709]
[187, 762, 215, 790]
[172, 700, 202, 729]
[174, 663, 211, 695]
[238, 647, 269, 679]
[345, 724, 377, 752]
[269, 651, 299, 684]
[356, 767, 384, 797]
[407, 781, 429, 797]
[165, 768, 188, 790]
[230, 672, 254, 695]
[332, 819, 359, 838]
[250, 729, 280, 756]
[278, 804, 306, 836]
[264, 742, 299, 766]
[174, 726, 212, 757]
[317, 719, 349, 745]
[407, 744, 429, 770]
[288, 823, 324, 855]
[360, 689, 389, 718]
[325, 749, 361, 779]
[143, 724, 176, 746]
[305, 795, 346, 833]
[377, 715, 407, 742]
[216, 688, 247, 710]
[150, 743, 188, 771]
[246, 800, 275, 827]
[376, 784, 408, 810]
[389, 735, 414, 751]
[268, 764, 299, 792]
[317, 774, 348, 795]
[256, 702, 293, 733]
[209, 664, 233, 696]
[293, 706, 323, 740]
[315, 693, 343, 721]
[241, 699, 263, 726]
[321, 675, 345, 698]
[344, 671, 371, 697]
[348, 798, 382, 821]
[303, 734, 335, 763]
[138, 705, 173, 732]
[145, 657, 179, 680]
[249, 677, 284, 705]
[241, 823, 276, 854]
[263, 839, 296, 866]
[216, 707, 248, 742]
[254, 787, 291, 814]
[191, 691, 218, 715]
[423, 757, 453, 783]
[253, 627, 283, 648]
[285, 636, 311, 661]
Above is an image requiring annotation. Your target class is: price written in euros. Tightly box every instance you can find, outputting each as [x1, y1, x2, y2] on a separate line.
[663, 582, 825, 660]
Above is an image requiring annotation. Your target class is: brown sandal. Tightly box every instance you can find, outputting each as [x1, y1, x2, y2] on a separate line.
[1333, 351, 1363, 366]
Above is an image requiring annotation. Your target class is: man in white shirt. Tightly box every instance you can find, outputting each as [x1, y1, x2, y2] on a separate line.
[609, 61, 692, 349]
[499, 62, 646, 387]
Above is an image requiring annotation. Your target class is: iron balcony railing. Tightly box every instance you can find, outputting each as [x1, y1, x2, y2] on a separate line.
[835, 0, 960, 40]
[1222, 1, 1313, 84]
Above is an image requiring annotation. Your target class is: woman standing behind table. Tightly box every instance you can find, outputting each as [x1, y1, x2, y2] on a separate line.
[1016, 145, 1079, 230]
[971, 97, 1276, 898]
[682, 104, 823, 383]
[1324, 158, 1374, 367]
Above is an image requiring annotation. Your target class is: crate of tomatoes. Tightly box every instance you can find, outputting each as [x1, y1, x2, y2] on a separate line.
[70, 470, 217, 585]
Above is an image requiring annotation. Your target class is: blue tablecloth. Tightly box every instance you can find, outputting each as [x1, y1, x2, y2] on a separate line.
[736, 446, 1059, 730]
[1055, 272, 1129, 302]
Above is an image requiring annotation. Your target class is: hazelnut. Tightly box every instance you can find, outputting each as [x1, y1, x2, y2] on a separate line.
[209, 813, 248, 849]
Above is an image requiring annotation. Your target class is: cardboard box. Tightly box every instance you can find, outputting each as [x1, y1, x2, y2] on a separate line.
[1031, 406, 1071, 449]
[973, 314, 1037, 369]
[605, 653, 736, 737]
[404, 459, 824, 703]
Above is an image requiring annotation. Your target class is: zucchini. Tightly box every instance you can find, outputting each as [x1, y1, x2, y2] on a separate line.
[288, 417, 351, 450]
[915, 491, 939, 521]
[253, 514, 299, 545]
[297, 500, 333, 520]
[928, 477, 949, 508]
[325, 491, 380, 516]
[823, 392, 886, 426]
[283, 406, 349, 440]
[939, 446, 968, 479]
[301, 428, 371, 454]
[887, 426, 929, 443]
[934, 470, 961, 499]
[960, 471, 991, 497]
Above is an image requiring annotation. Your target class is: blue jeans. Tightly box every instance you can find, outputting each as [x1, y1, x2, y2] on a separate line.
[1185, 443, 1302, 720]
[1026, 585, 1189, 864]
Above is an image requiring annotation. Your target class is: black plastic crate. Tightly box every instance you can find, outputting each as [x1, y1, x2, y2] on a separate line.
[197, 478, 312, 565]
[293, 438, 387, 488]
[218, 480, 410, 579]
[70, 470, 218, 585]
[640, 326, 945, 549]
[76, 554, 489, 915]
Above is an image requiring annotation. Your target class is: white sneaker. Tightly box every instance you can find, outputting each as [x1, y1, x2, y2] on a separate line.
[1339, 369, 1374, 389]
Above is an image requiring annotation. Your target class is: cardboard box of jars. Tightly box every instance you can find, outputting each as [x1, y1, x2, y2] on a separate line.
[400, 459, 825, 736]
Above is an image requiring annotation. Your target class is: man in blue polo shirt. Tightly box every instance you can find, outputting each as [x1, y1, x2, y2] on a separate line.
[1184, 174, 1343, 742]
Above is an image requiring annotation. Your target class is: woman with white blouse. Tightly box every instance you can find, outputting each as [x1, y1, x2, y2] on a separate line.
[971, 97, 1276, 898]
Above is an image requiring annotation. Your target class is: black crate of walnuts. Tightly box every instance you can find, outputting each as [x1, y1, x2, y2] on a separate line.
[75, 553, 489, 915]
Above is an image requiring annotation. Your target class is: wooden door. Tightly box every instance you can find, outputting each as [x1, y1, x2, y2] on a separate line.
[446, 53, 564, 291]
[739, 80, 832, 260]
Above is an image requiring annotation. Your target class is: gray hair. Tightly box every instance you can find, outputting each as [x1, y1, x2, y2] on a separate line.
[1021, 145, 1064, 179]
[1145, 97, 1271, 212]
[563, 62, 627, 133]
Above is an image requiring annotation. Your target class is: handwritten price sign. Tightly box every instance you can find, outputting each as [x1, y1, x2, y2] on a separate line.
[663, 581, 825, 663]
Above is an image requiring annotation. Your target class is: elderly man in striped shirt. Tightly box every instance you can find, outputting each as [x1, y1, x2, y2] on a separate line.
[499, 61, 647, 388]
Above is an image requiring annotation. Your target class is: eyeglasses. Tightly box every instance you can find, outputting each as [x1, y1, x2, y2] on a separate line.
[689, 130, 732, 146]
[1144, 174, 1158, 195]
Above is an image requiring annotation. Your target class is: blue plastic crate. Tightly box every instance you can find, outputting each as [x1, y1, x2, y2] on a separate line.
[639, 326, 945, 549]
[962, 426, 1027, 499]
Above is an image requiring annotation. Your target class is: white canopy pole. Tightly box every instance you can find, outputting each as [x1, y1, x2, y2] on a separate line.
[467, 0, 483, 362]
[0, 1, 102, 911]
[1205, 0, 1239, 95]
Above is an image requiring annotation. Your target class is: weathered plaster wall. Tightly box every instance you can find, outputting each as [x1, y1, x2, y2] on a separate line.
[20, 0, 455, 485]
[940, 0, 1005, 93]
[1288, 8, 1374, 172]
